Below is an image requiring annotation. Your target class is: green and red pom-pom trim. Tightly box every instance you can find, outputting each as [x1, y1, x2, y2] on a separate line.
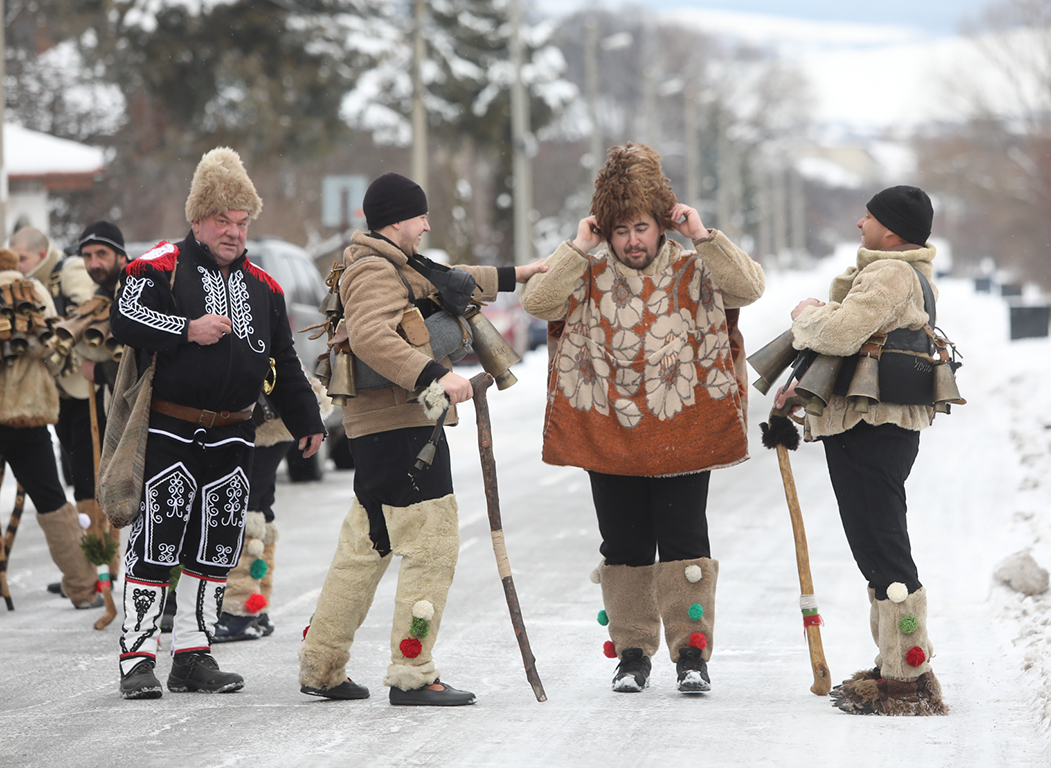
[688, 603, 704, 621]
[898, 614, 919, 634]
[250, 558, 269, 580]
[603, 641, 617, 658]
[906, 646, 926, 667]
[399, 600, 435, 659]
[689, 632, 707, 650]
[400, 638, 423, 658]
[245, 593, 268, 614]
[597, 609, 609, 626]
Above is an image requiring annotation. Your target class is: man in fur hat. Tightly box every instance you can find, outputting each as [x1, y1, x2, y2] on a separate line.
[521, 143, 765, 694]
[776, 185, 949, 716]
[109, 147, 325, 700]
[0, 246, 101, 609]
[298, 172, 546, 707]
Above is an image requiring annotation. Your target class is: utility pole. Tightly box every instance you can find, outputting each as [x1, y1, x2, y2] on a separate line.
[411, 0, 428, 248]
[683, 88, 699, 209]
[509, 0, 534, 265]
[585, 17, 602, 173]
[0, 0, 7, 243]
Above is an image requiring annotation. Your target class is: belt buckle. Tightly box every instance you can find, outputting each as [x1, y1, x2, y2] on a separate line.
[199, 409, 219, 428]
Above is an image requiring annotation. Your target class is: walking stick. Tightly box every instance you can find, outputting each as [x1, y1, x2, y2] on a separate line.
[3, 481, 27, 608]
[0, 458, 11, 610]
[469, 372, 547, 702]
[760, 406, 831, 695]
[84, 382, 119, 629]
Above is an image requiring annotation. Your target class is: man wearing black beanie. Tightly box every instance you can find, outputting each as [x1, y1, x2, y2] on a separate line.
[775, 185, 953, 716]
[300, 172, 547, 707]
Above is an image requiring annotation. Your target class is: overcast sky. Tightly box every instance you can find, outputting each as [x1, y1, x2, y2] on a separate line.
[533, 0, 996, 36]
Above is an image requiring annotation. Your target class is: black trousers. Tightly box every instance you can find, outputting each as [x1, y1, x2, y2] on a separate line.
[822, 421, 922, 600]
[0, 424, 68, 514]
[349, 426, 454, 557]
[587, 470, 712, 566]
[248, 441, 292, 523]
[125, 413, 255, 581]
[55, 393, 106, 502]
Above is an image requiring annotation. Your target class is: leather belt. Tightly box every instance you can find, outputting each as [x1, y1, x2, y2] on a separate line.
[151, 397, 254, 428]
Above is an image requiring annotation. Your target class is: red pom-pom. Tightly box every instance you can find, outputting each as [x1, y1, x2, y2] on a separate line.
[905, 646, 926, 667]
[689, 632, 708, 650]
[244, 593, 268, 614]
[302, 624, 310, 640]
[400, 638, 423, 658]
[603, 641, 617, 659]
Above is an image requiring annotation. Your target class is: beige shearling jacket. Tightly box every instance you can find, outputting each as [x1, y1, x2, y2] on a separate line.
[792, 243, 938, 438]
[0, 270, 60, 428]
[338, 231, 501, 439]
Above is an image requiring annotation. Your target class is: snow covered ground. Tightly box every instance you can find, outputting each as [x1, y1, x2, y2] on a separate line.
[2, 251, 1050, 767]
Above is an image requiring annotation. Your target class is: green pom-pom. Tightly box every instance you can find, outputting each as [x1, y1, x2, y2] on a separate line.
[688, 603, 704, 621]
[249, 558, 269, 580]
[597, 609, 609, 626]
[899, 614, 919, 635]
[410, 616, 430, 639]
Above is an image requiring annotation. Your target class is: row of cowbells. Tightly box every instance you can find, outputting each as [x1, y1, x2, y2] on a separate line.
[44, 296, 123, 375]
[748, 329, 964, 416]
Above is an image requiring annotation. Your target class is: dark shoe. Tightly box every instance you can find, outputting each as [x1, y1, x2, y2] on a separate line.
[74, 593, 104, 609]
[612, 647, 651, 692]
[389, 680, 476, 706]
[301, 678, 370, 700]
[47, 581, 65, 596]
[167, 652, 244, 693]
[676, 646, 711, 693]
[212, 612, 264, 643]
[256, 613, 275, 637]
[120, 659, 163, 700]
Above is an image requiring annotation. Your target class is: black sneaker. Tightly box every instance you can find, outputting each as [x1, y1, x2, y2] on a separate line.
[389, 680, 476, 706]
[212, 612, 264, 643]
[612, 647, 651, 692]
[120, 659, 163, 700]
[167, 652, 244, 693]
[74, 593, 104, 609]
[47, 581, 65, 596]
[301, 678, 370, 700]
[676, 646, 711, 693]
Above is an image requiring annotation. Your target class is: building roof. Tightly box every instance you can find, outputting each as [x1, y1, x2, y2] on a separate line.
[5, 123, 106, 190]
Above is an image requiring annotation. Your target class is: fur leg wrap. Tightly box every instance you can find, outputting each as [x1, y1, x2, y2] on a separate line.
[832, 586, 948, 715]
[37, 502, 97, 607]
[221, 511, 271, 616]
[383, 494, 460, 691]
[171, 569, 225, 654]
[598, 562, 660, 660]
[299, 500, 392, 690]
[656, 557, 718, 663]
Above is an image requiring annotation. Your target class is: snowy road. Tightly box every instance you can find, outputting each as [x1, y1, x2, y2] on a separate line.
[1, 265, 1049, 768]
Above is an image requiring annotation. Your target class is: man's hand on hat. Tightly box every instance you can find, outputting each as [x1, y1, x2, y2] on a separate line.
[571, 216, 603, 253]
[188, 314, 233, 345]
[668, 203, 709, 240]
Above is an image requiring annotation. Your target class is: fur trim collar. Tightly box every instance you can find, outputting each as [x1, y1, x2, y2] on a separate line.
[348, 230, 409, 268]
[857, 243, 936, 272]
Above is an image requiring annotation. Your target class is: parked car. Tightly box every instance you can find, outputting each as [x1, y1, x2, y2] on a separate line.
[456, 292, 531, 366]
[124, 237, 351, 479]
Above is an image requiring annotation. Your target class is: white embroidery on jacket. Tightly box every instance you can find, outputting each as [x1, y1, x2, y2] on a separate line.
[198, 266, 228, 316]
[228, 270, 265, 354]
[119, 275, 187, 335]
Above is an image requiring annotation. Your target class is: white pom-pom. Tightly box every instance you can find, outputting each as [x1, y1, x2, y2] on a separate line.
[887, 582, 909, 603]
[77, 512, 91, 530]
[685, 565, 703, 583]
[246, 539, 265, 558]
[243, 511, 267, 540]
[589, 567, 602, 584]
[412, 600, 435, 621]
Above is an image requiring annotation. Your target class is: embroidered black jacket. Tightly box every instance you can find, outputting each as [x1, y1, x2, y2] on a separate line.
[110, 232, 324, 440]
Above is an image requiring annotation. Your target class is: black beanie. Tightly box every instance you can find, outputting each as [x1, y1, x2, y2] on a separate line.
[77, 220, 126, 256]
[866, 186, 933, 246]
[362, 172, 428, 231]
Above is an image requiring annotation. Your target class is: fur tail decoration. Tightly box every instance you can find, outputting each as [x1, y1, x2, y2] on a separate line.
[418, 380, 449, 422]
[761, 415, 800, 451]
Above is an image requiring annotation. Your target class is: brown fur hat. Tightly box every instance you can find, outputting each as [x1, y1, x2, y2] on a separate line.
[184, 147, 263, 224]
[0, 248, 18, 272]
[590, 143, 677, 239]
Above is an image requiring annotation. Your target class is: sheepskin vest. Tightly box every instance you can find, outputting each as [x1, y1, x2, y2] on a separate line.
[542, 242, 748, 477]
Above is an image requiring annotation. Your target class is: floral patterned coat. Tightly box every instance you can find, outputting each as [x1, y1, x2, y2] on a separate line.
[521, 230, 765, 477]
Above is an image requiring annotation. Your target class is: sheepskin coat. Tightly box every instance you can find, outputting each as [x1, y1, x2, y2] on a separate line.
[338, 231, 503, 439]
[0, 270, 60, 427]
[521, 230, 765, 476]
[791, 243, 938, 439]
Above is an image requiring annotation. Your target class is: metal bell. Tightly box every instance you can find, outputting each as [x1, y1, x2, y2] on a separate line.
[327, 351, 357, 400]
[845, 354, 880, 413]
[932, 361, 963, 414]
[795, 354, 843, 416]
[465, 307, 522, 390]
[747, 329, 797, 395]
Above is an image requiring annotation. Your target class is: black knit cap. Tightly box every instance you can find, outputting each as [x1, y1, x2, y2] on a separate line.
[77, 220, 126, 256]
[866, 185, 933, 246]
[362, 172, 428, 231]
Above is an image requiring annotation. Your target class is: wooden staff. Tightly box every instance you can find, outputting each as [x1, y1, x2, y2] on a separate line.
[760, 410, 831, 695]
[85, 381, 118, 629]
[469, 372, 547, 702]
[3, 481, 27, 607]
[0, 458, 11, 610]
